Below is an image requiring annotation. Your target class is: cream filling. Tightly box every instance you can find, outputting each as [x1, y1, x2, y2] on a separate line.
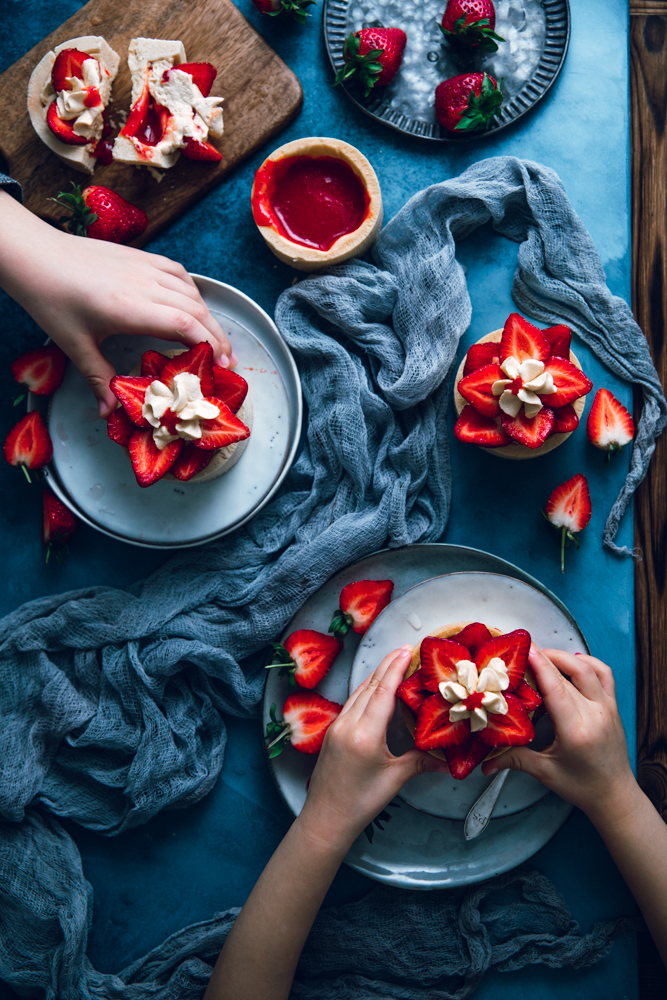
[142, 372, 219, 450]
[130, 62, 223, 158]
[47, 56, 111, 141]
[492, 356, 556, 419]
[439, 657, 510, 733]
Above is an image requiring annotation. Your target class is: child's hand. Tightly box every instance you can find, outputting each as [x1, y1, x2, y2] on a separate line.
[296, 645, 448, 854]
[483, 646, 636, 824]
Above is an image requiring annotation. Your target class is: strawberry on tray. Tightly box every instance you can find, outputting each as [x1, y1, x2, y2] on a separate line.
[265, 692, 343, 757]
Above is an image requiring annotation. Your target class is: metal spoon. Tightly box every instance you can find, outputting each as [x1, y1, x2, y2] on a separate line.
[464, 770, 510, 841]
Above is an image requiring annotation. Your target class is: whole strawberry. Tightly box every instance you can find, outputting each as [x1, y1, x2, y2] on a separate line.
[440, 0, 504, 52]
[43, 489, 76, 564]
[435, 72, 503, 132]
[252, 0, 316, 23]
[52, 182, 148, 244]
[335, 28, 407, 97]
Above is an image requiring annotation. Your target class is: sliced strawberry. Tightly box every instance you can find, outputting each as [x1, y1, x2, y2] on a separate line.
[212, 366, 248, 413]
[46, 100, 89, 145]
[455, 406, 511, 447]
[475, 629, 531, 691]
[141, 350, 168, 378]
[542, 324, 572, 359]
[479, 692, 534, 747]
[457, 363, 503, 418]
[462, 342, 500, 377]
[170, 442, 212, 481]
[181, 137, 222, 162]
[3, 411, 53, 481]
[453, 622, 493, 657]
[552, 404, 579, 433]
[121, 83, 150, 138]
[420, 636, 471, 692]
[109, 376, 154, 428]
[501, 407, 555, 448]
[499, 313, 551, 364]
[445, 733, 490, 780]
[165, 62, 217, 97]
[265, 692, 342, 756]
[513, 680, 543, 713]
[196, 399, 250, 450]
[128, 429, 182, 487]
[543, 357, 593, 408]
[268, 629, 343, 691]
[329, 579, 394, 638]
[414, 693, 470, 750]
[397, 668, 431, 714]
[11, 345, 67, 397]
[586, 388, 635, 455]
[42, 488, 76, 563]
[160, 343, 215, 396]
[107, 407, 135, 447]
[51, 48, 91, 91]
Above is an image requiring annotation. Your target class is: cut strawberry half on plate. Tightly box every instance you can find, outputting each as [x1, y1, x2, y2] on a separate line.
[128, 429, 182, 487]
[141, 350, 168, 378]
[169, 442, 212, 481]
[107, 406, 135, 447]
[110, 375, 154, 428]
[265, 692, 342, 757]
[479, 692, 534, 747]
[51, 48, 91, 92]
[268, 629, 343, 691]
[3, 411, 53, 482]
[42, 488, 76, 564]
[160, 342, 215, 396]
[544, 473, 592, 572]
[586, 388, 635, 457]
[419, 636, 470, 692]
[455, 406, 511, 447]
[453, 622, 493, 657]
[475, 629, 530, 691]
[552, 404, 579, 433]
[543, 357, 593, 408]
[445, 733, 490, 780]
[397, 668, 431, 714]
[501, 407, 554, 448]
[457, 363, 503, 418]
[196, 399, 250, 450]
[46, 100, 89, 145]
[212, 366, 248, 413]
[513, 680, 542, 713]
[499, 313, 551, 364]
[542, 324, 572, 359]
[164, 61, 217, 96]
[181, 137, 222, 162]
[11, 345, 67, 400]
[414, 692, 470, 750]
[329, 579, 394, 638]
[462, 342, 500, 377]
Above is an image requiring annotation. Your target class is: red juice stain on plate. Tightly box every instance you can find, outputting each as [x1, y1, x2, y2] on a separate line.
[253, 155, 370, 252]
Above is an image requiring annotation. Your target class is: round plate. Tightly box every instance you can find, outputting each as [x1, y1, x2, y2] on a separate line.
[264, 544, 581, 888]
[33, 276, 302, 549]
[324, 0, 569, 141]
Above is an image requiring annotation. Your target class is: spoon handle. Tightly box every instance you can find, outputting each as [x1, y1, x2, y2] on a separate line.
[464, 769, 510, 841]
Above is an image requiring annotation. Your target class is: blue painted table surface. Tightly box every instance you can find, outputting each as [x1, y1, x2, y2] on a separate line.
[0, 1, 639, 998]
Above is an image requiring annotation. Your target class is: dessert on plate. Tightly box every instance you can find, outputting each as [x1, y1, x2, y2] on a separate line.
[27, 35, 120, 173]
[112, 38, 223, 169]
[107, 343, 250, 487]
[397, 621, 542, 779]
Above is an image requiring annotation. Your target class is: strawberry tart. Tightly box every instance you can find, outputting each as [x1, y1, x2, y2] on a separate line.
[454, 314, 593, 458]
[112, 38, 223, 169]
[107, 343, 251, 487]
[397, 621, 542, 779]
[27, 35, 120, 173]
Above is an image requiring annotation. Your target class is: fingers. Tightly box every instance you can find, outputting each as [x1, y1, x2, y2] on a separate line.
[528, 645, 576, 714]
[542, 648, 606, 701]
[397, 747, 449, 780]
[572, 651, 616, 698]
[482, 745, 550, 782]
[346, 646, 412, 723]
[339, 648, 402, 717]
[70, 341, 118, 418]
[150, 294, 233, 364]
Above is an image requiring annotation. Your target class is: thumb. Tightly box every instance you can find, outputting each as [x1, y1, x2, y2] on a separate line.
[482, 746, 548, 781]
[398, 748, 450, 781]
[71, 342, 118, 419]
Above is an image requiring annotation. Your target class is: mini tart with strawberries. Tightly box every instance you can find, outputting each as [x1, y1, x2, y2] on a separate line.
[27, 35, 120, 174]
[397, 621, 542, 780]
[453, 314, 593, 458]
[252, 137, 383, 272]
[107, 343, 251, 488]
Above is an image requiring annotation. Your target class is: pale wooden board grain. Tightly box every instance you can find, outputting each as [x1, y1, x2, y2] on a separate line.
[0, 0, 302, 246]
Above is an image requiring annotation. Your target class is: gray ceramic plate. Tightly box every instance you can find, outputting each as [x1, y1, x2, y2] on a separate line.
[31, 276, 302, 549]
[264, 544, 583, 888]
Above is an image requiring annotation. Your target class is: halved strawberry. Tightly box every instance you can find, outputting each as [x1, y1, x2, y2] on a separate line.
[419, 636, 470, 692]
[107, 406, 135, 447]
[212, 366, 248, 413]
[160, 343, 215, 396]
[542, 324, 572, 359]
[164, 61, 217, 96]
[414, 693, 470, 750]
[3, 411, 53, 482]
[181, 137, 222, 162]
[121, 84, 150, 139]
[51, 48, 91, 91]
[196, 399, 250, 450]
[462, 342, 500, 377]
[110, 376, 154, 428]
[501, 407, 554, 448]
[46, 100, 88, 145]
[457, 363, 503, 418]
[513, 680, 542, 713]
[141, 350, 168, 378]
[544, 473, 592, 572]
[552, 404, 579, 433]
[499, 314, 551, 364]
[11, 345, 67, 400]
[475, 629, 530, 691]
[128, 429, 182, 487]
[543, 357, 593, 408]
[586, 388, 635, 457]
[329, 579, 394, 638]
[265, 692, 342, 757]
[42, 488, 76, 564]
[267, 629, 343, 691]
[170, 442, 212, 481]
[397, 669, 431, 714]
[455, 406, 511, 447]
[479, 692, 534, 747]
[445, 733, 490, 780]
[453, 622, 492, 657]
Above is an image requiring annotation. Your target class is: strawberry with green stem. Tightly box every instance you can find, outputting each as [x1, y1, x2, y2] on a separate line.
[267, 629, 343, 690]
[334, 28, 407, 98]
[435, 72, 503, 132]
[11, 345, 67, 406]
[251, 0, 317, 24]
[329, 579, 394, 639]
[265, 692, 342, 758]
[542, 473, 592, 573]
[3, 411, 53, 483]
[51, 182, 148, 244]
[440, 0, 504, 53]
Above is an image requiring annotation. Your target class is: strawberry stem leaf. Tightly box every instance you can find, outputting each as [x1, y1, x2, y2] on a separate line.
[455, 72, 503, 132]
[50, 182, 98, 238]
[334, 32, 386, 97]
[439, 16, 505, 53]
[328, 609, 353, 640]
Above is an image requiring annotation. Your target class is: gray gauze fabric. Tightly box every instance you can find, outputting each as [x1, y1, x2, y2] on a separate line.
[0, 157, 651, 998]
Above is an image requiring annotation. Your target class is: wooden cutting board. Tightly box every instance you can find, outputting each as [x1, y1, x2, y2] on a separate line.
[0, 0, 302, 246]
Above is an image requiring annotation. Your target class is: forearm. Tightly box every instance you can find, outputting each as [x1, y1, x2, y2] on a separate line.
[0, 191, 59, 307]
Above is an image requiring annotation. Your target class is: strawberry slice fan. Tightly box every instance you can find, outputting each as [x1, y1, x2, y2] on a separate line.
[397, 623, 541, 780]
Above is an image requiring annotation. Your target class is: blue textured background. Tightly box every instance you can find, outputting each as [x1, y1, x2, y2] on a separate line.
[0, 1, 638, 997]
